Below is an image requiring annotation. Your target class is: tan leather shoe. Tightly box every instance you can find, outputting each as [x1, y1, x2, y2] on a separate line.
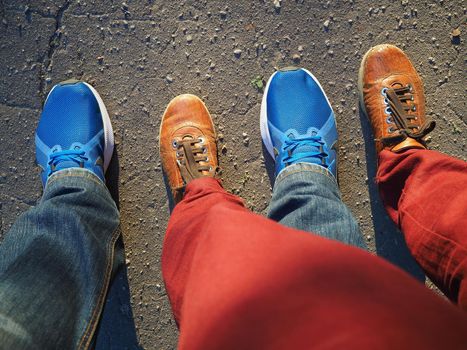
[159, 94, 218, 203]
[358, 44, 435, 153]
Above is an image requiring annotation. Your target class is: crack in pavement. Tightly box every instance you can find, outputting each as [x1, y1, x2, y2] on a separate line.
[0, 101, 40, 112]
[38, 0, 72, 100]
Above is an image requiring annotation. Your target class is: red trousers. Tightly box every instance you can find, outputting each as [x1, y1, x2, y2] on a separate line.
[162, 149, 467, 349]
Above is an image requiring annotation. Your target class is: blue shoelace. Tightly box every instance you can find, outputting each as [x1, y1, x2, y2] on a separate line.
[282, 136, 328, 165]
[48, 149, 88, 174]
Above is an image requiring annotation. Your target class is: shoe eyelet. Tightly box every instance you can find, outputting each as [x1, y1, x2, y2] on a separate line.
[386, 117, 393, 124]
[384, 107, 391, 115]
[205, 157, 209, 162]
[407, 84, 413, 92]
[172, 140, 178, 149]
[198, 137, 205, 144]
[202, 146, 207, 153]
[411, 96, 414, 101]
[412, 105, 417, 112]
[74, 146, 81, 150]
[383, 98, 389, 105]
[387, 127, 396, 134]
[209, 166, 213, 171]
[381, 87, 388, 96]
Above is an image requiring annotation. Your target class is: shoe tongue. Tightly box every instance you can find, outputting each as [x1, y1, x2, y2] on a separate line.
[390, 82, 404, 89]
[286, 133, 323, 166]
[182, 134, 194, 140]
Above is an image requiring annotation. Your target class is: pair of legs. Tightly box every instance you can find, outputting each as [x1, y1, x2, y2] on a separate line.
[165, 149, 467, 349]
[0, 45, 466, 349]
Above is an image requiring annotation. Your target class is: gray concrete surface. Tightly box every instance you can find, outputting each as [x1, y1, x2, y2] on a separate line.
[0, 0, 465, 348]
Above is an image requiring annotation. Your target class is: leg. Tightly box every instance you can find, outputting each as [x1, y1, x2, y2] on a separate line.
[162, 177, 467, 350]
[0, 169, 120, 349]
[377, 149, 467, 307]
[260, 68, 365, 248]
[359, 44, 467, 307]
[0, 80, 122, 348]
[268, 163, 365, 248]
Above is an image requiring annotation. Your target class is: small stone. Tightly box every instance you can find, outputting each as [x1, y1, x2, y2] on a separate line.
[166, 75, 173, 83]
[221, 145, 228, 154]
[273, 0, 281, 9]
[186, 35, 193, 43]
[298, 45, 304, 52]
[292, 53, 301, 62]
[125, 258, 131, 265]
[233, 49, 242, 57]
[323, 19, 330, 29]
[451, 28, 461, 38]
[242, 132, 248, 138]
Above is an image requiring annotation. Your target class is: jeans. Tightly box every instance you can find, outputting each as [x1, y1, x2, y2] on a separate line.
[0, 169, 121, 349]
[268, 162, 366, 249]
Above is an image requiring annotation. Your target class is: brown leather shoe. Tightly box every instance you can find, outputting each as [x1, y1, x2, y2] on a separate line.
[159, 94, 218, 203]
[358, 44, 435, 153]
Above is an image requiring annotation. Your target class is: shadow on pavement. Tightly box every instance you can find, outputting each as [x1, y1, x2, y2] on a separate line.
[359, 108, 425, 282]
[95, 148, 141, 350]
[262, 143, 276, 190]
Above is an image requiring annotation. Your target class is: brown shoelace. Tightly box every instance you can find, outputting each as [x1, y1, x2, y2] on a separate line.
[381, 83, 435, 144]
[173, 136, 212, 183]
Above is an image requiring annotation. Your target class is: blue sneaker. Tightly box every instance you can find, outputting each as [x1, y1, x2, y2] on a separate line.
[35, 80, 114, 186]
[260, 67, 338, 178]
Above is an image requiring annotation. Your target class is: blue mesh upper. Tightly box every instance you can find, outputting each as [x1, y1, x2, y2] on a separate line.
[265, 68, 338, 177]
[266, 69, 332, 135]
[37, 82, 103, 148]
[35, 81, 106, 185]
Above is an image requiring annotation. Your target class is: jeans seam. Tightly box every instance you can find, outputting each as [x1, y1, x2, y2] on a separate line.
[77, 226, 120, 350]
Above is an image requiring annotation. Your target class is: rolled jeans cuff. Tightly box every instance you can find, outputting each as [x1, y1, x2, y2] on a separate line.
[45, 168, 106, 192]
[275, 162, 337, 188]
